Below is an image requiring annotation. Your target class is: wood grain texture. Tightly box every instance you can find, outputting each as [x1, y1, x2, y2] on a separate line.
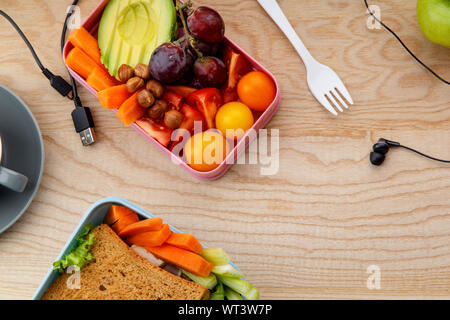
[0, 0, 449, 300]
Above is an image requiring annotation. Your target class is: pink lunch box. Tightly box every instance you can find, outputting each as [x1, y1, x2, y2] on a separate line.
[63, 0, 281, 180]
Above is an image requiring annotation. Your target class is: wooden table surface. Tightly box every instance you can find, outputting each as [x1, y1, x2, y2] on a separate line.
[0, 0, 449, 300]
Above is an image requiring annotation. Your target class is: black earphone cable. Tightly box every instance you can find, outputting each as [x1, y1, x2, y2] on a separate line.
[0, 9, 75, 98]
[371, 138, 450, 165]
[0, 10, 46, 72]
[397, 144, 450, 163]
[364, 0, 450, 85]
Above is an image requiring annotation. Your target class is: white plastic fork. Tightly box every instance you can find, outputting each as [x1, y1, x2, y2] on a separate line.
[257, 0, 354, 116]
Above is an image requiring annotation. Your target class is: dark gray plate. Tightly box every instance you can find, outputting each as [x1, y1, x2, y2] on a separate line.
[0, 85, 44, 234]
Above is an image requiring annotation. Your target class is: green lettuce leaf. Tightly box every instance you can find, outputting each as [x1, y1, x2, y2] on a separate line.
[53, 223, 96, 274]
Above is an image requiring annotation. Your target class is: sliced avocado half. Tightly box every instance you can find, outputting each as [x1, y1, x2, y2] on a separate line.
[99, 0, 177, 79]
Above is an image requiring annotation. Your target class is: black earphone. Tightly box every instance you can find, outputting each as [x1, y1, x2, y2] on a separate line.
[370, 138, 450, 166]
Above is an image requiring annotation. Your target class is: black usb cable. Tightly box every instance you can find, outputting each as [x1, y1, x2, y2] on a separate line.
[62, 1, 96, 146]
[0, 5, 96, 146]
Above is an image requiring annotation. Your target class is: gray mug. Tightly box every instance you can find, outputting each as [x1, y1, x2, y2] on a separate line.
[0, 136, 28, 192]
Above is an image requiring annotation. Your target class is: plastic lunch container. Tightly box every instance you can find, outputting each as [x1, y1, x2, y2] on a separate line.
[32, 197, 243, 300]
[63, 0, 281, 180]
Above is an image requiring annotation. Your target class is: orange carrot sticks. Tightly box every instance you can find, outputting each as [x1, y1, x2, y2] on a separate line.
[125, 224, 172, 247]
[116, 90, 147, 126]
[87, 66, 120, 92]
[97, 85, 132, 109]
[104, 205, 140, 234]
[68, 27, 102, 66]
[65, 47, 98, 80]
[147, 244, 214, 277]
[166, 233, 203, 254]
[118, 218, 164, 238]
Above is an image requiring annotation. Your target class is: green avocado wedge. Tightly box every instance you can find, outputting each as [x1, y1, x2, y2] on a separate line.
[98, 0, 178, 79]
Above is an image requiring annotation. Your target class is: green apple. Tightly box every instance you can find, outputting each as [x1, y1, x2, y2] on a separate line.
[417, 0, 450, 48]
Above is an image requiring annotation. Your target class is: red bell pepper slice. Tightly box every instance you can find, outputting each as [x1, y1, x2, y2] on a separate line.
[179, 104, 206, 133]
[221, 47, 252, 103]
[162, 91, 184, 110]
[136, 118, 173, 147]
[170, 104, 206, 152]
[165, 86, 198, 99]
[186, 88, 222, 130]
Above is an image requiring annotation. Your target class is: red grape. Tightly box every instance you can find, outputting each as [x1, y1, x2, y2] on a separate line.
[187, 7, 225, 44]
[194, 56, 227, 88]
[150, 43, 193, 84]
[193, 40, 222, 57]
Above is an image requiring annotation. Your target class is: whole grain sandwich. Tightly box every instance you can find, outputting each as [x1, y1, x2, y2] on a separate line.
[42, 224, 209, 300]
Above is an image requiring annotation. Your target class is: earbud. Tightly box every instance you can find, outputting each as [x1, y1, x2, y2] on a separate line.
[370, 151, 385, 166]
[370, 138, 450, 166]
[373, 139, 390, 155]
[370, 138, 400, 166]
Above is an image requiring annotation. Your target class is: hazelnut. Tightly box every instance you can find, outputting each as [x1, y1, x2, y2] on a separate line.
[146, 80, 164, 99]
[134, 63, 151, 80]
[148, 100, 169, 120]
[164, 110, 183, 129]
[126, 77, 144, 93]
[137, 90, 155, 108]
[118, 64, 134, 83]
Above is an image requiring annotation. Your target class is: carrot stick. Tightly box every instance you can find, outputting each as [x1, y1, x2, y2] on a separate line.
[113, 215, 141, 234]
[147, 244, 214, 277]
[116, 90, 147, 126]
[87, 66, 120, 92]
[104, 205, 140, 234]
[166, 233, 203, 254]
[65, 47, 98, 80]
[68, 27, 102, 66]
[118, 218, 164, 238]
[97, 84, 132, 109]
[125, 224, 172, 247]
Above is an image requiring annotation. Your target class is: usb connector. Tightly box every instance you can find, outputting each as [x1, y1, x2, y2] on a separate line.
[79, 127, 95, 146]
[71, 97, 96, 146]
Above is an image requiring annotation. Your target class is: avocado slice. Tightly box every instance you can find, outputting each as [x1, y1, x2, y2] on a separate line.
[98, 0, 177, 79]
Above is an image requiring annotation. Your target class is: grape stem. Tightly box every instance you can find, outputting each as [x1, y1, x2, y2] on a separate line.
[176, 0, 203, 58]
[173, 36, 186, 46]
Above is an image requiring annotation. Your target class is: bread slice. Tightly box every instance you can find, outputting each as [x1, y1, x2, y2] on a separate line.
[42, 224, 209, 300]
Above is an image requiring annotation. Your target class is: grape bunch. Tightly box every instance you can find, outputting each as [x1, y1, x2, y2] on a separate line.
[149, 2, 227, 88]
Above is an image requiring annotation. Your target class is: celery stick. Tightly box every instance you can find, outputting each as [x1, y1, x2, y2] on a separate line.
[209, 282, 225, 300]
[217, 275, 252, 297]
[202, 248, 229, 266]
[244, 287, 260, 300]
[181, 269, 217, 290]
[212, 264, 245, 278]
[224, 286, 243, 300]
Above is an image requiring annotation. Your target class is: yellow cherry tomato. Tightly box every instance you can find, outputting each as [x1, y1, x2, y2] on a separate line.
[215, 102, 255, 140]
[185, 131, 230, 172]
[237, 71, 276, 111]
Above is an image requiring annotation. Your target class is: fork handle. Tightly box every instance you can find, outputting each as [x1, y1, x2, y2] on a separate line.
[257, 0, 315, 67]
